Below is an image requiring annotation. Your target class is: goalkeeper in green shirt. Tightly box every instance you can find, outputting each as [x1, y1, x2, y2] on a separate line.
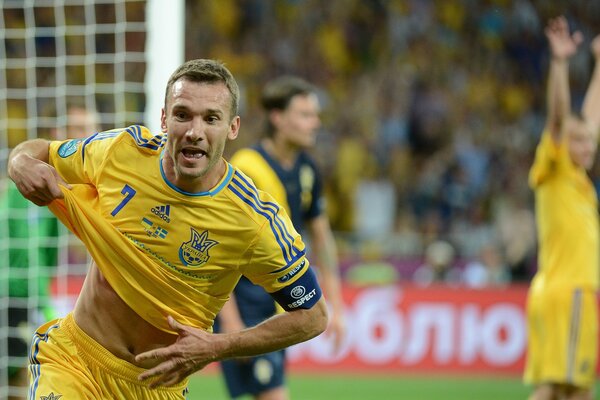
[0, 103, 97, 395]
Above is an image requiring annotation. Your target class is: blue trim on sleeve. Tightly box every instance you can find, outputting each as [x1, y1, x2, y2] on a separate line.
[229, 171, 302, 264]
[126, 125, 166, 150]
[228, 173, 304, 266]
[80, 130, 118, 162]
[270, 267, 322, 311]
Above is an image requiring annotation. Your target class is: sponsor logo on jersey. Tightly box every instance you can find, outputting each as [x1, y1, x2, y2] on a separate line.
[179, 228, 218, 267]
[57, 138, 84, 158]
[278, 260, 306, 283]
[40, 393, 63, 400]
[141, 217, 168, 238]
[151, 204, 171, 223]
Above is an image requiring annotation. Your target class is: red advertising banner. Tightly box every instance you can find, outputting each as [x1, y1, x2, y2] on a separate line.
[50, 279, 596, 376]
[287, 284, 530, 375]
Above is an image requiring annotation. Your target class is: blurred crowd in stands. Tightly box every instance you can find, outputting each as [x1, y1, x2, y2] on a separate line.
[185, 0, 600, 285]
[5, 0, 600, 286]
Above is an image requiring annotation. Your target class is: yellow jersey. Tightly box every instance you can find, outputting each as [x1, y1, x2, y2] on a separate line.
[529, 130, 599, 291]
[47, 126, 320, 333]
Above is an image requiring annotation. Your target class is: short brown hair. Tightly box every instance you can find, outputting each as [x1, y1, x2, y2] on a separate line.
[261, 75, 316, 112]
[164, 59, 240, 118]
[260, 76, 317, 136]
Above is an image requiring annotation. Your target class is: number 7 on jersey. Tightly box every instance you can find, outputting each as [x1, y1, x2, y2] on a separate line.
[111, 184, 136, 216]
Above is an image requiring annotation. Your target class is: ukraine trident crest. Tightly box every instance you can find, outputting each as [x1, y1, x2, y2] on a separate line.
[179, 228, 219, 266]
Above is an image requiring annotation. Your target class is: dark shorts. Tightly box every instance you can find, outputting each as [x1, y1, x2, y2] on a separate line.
[219, 350, 286, 398]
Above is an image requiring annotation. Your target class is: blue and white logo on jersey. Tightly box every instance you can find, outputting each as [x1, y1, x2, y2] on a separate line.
[141, 217, 168, 239]
[57, 138, 84, 158]
[151, 204, 171, 223]
[179, 228, 218, 266]
[291, 285, 306, 299]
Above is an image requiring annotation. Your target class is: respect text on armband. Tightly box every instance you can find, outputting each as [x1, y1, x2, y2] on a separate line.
[287, 288, 317, 309]
[271, 267, 321, 310]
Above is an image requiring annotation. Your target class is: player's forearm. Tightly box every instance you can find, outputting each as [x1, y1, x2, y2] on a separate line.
[546, 57, 571, 136]
[314, 229, 339, 272]
[216, 297, 328, 360]
[310, 220, 343, 310]
[309, 216, 340, 278]
[318, 266, 344, 312]
[582, 55, 600, 134]
[218, 295, 245, 333]
[8, 139, 51, 180]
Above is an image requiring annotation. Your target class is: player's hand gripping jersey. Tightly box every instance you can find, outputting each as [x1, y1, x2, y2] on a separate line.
[46, 126, 321, 333]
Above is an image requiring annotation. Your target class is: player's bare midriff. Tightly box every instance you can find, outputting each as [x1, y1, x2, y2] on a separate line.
[73, 261, 178, 369]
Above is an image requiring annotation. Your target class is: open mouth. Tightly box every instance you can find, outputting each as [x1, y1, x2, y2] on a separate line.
[181, 148, 207, 161]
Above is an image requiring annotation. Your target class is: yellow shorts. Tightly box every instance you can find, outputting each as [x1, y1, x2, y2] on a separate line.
[524, 286, 598, 389]
[28, 313, 189, 399]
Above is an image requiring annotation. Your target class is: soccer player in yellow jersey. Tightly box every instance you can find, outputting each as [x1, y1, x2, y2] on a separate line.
[525, 16, 600, 400]
[7, 59, 328, 399]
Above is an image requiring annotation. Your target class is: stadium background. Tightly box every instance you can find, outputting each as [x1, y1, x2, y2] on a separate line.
[1, 0, 600, 399]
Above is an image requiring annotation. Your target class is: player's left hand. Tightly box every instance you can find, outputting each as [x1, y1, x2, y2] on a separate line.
[135, 316, 219, 388]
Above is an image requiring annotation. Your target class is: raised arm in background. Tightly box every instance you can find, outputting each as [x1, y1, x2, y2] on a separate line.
[582, 34, 600, 139]
[544, 16, 582, 142]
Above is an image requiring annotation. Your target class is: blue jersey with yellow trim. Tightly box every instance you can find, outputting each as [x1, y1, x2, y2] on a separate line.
[47, 126, 320, 332]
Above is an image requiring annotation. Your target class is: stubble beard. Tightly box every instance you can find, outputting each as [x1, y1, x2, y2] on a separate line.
[177, 144, 225, 180]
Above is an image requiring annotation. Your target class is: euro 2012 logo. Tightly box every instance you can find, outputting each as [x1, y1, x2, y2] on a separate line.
[179, 228, 218, 266]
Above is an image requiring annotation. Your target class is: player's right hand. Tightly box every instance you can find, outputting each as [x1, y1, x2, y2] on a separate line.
[11, 154, 71, 206]
[545, 15, 583, 61]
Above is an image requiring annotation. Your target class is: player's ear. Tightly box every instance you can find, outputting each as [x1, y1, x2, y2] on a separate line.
[270, 109, 282, 129]
[228, 116, 240, 140]
[160, 108, 167, 133]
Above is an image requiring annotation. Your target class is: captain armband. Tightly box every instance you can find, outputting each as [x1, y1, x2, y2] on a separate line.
[270, 267, 322, 311]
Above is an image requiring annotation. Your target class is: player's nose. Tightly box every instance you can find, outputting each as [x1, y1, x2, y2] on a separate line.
[186, 119, 206, 142]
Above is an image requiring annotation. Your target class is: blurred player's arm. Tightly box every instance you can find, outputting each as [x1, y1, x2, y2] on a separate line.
[307, 214, 345, 352]
[544, 16, 582, 142]
[582, 34, 600, 139]
[7, 138, 70, 206]
[135, 297, 328, 388]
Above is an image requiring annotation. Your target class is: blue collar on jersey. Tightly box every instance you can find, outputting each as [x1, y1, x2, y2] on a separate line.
[159, 150, 233, 197]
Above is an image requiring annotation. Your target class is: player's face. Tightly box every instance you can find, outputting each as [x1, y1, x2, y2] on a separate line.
[567, 117, 597, 170]
[273, 93, 321, 149]
[161, 78, 240, 192]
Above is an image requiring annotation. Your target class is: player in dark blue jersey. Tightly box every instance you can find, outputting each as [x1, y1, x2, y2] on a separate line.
[219, 76, 345, 400]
